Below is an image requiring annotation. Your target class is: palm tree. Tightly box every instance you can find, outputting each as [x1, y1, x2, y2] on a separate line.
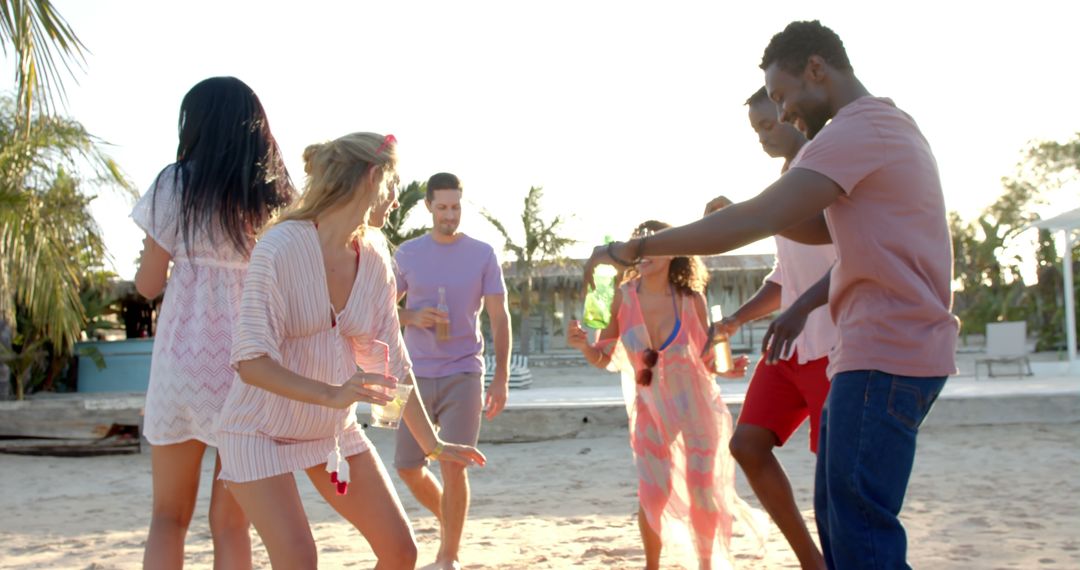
[481, 186, 575, 355]
[0, 97, 133, 398]
[381, 180, 430, 250]
[0, 0, 95, 398]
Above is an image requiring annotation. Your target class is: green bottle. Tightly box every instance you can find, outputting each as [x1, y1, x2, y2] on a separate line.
[583, 235, 618, 329]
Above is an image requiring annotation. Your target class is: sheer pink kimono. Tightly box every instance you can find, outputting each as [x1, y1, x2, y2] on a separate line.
[599, 281, 766, 567]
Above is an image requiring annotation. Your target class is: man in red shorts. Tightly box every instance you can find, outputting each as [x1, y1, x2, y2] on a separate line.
[705, 86, 835, 570]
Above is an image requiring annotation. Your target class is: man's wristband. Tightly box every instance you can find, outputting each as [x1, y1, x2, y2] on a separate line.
[425, 442, 444, 461]
[634, 235, 647, 262]
[607, 241, 634, 266]
[608, 236, 647, 267]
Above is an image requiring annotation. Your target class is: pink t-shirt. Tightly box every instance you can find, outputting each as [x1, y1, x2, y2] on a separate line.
[793, 96, 958, 378]
[765, 235, 837, 364]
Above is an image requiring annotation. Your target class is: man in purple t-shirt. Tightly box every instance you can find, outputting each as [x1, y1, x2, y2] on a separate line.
[393, 172, 511, 570]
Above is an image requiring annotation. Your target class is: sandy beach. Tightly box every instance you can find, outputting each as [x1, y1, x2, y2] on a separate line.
[1, 417, 1078, 569]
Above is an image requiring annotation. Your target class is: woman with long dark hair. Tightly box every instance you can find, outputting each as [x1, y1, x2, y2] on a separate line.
[132, 76, 296, 569]
[567, 220, 763, 569]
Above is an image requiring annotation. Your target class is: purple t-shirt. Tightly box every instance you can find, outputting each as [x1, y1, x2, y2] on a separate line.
[393, 234, 506, 378]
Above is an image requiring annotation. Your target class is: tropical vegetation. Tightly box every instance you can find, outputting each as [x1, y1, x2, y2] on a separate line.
[0, 0, 132, 399]
[950, 133, 1080, 351]
[481, 186, 574, 355]
[380, 180, 430, 249]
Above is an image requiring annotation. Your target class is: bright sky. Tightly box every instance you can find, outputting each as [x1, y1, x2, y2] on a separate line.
[10, 1, 1080, 279]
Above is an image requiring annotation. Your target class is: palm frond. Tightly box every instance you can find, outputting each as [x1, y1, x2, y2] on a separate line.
[381, 181, 431, 248]
[0, 96, 132, 373]
[0, 100, 135, 199]
[8, 169, 88, 352]
[479, 208, 524, 261]
[0, 0, 87, 120]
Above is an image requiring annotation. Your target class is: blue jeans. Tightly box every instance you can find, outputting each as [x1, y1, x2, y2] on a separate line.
[815, 370, 947, 569]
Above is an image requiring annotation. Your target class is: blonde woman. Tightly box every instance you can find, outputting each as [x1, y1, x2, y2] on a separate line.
[215, 132, 485, 569]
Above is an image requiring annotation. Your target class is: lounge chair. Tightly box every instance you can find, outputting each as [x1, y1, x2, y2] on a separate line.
[483, 354, 533, 389]
[975, 321, 1034, 379]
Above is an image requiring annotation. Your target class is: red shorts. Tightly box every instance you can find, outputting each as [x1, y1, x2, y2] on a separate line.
[737, 350, 831, 453]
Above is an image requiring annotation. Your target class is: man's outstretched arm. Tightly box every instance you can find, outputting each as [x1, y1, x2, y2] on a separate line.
[584, 168, 842, 287]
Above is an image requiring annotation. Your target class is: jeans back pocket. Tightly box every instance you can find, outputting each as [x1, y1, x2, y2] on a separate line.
[886, 377, 944, 431]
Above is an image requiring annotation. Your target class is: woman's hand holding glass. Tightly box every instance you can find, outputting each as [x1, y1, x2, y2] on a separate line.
[325, 371, 398, 409]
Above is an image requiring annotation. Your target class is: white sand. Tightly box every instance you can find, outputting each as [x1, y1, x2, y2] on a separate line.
[1, 421, 1078, 569]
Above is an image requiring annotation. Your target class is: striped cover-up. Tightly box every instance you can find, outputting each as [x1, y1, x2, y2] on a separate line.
[216, 220, 411, 483]
[603, 281, 766, 567]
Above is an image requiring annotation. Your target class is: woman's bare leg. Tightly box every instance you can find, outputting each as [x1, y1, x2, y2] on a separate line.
[639, 504, 663, 570]
[227, 474, 317, 569]
[143, 440, 206, 570]
[208, 452, 252, 569]
[305, 448, 418, 570]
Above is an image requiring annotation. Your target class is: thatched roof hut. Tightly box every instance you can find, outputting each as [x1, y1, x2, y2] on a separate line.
[500, 254, 775, 353]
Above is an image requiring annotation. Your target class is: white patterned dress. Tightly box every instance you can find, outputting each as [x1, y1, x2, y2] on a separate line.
[131, 164, 251, 446]
[216, 221, 412, 483]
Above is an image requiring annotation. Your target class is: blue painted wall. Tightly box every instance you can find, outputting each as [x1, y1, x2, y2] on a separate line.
[75, 339, 154, 393]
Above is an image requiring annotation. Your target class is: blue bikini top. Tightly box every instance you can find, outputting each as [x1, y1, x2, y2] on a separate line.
[642, 284, 681, 351]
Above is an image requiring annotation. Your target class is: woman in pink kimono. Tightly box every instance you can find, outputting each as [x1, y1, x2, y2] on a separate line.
[216, 132, 485, 569]
[567, 220, 764, 569]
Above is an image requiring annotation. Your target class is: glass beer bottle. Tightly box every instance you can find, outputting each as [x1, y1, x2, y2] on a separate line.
[709, 305, 734, 373]
[436, 286, 451, 341]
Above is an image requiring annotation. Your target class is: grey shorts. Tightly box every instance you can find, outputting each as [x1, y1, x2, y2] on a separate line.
[394, 372, 483, 469]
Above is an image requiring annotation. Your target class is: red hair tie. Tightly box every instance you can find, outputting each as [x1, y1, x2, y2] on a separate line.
[374, 134, 397, 156]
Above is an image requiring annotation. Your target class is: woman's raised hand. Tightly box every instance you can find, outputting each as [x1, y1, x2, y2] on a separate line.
[566, 319, 590, 351]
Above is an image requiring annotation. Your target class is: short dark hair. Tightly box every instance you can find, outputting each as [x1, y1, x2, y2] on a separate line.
[426, 172, 462, 201]
[745, 86, 770, 107]
[760, 20, 853, 74]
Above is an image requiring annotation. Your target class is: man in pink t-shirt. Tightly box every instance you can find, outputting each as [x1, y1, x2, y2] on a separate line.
[583, 20, 958, 569]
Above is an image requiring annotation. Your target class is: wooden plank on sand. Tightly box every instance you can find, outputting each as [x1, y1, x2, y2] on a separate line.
[0, 435, 140, 457]
[0, 393, 144, 439]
